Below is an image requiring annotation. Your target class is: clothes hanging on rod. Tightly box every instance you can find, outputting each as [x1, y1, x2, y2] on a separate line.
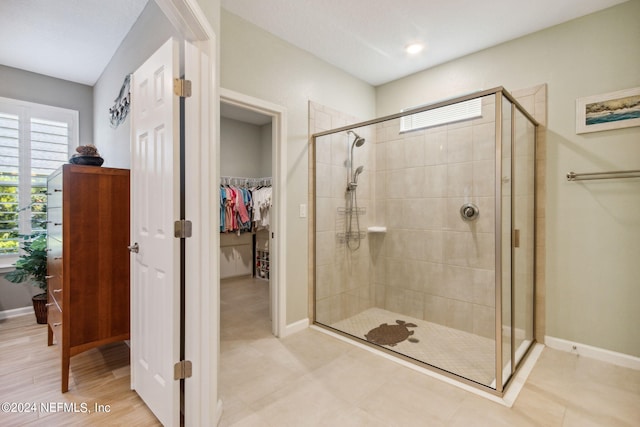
[251, 185, 272, 230]
[220, 184, 252, 234]
[220, 177, 272, 234]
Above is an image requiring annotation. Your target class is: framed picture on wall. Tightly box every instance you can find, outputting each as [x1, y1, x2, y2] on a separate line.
[576, 87, 640, 134]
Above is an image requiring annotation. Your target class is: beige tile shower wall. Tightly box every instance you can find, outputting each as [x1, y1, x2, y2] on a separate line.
[310, 102, 375, 324]
[372, 87, 546, 341]
[374, 95, 498, 338]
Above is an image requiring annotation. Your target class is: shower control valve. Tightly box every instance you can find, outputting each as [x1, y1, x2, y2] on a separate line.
[460, 203, 479, 221]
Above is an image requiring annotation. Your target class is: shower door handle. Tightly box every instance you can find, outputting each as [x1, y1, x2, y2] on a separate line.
[460, 203, 479, 221]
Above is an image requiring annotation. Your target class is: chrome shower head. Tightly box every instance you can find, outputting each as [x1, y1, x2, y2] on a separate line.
[347, 130, 365, 172]
[348, 131, 365, 148]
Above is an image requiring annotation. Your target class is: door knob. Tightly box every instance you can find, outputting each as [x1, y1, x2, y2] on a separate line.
[128, 242, 139, 253]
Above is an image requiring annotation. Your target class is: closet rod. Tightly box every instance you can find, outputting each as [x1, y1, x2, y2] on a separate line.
[220, 176, 272, 186]
[566, 169, 640, 181]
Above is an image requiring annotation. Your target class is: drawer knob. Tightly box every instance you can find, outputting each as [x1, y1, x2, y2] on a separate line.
[45, 275, 54, 279]
[53, 289, 62, 293]
[53, 322, 61, 327]
[46, 303, 54, 307]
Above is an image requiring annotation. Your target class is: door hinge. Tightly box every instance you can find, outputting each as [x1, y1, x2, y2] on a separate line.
[174, 78, 192, 98]
[174, 219, 193, 238]
[174, 360, 192, 380]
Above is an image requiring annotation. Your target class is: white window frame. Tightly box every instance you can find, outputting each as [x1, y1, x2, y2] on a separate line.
[400, 97, 482, 133]
[0, 96, 78, 268]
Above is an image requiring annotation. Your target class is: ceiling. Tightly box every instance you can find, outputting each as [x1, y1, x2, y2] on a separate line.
[222, 0, 627, 86]
[0, 0, 149, 86]
[0, 0, 627, 87]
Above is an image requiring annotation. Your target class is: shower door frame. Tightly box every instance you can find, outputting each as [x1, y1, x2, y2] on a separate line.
[310, 87, 539, 397]
[500, 91, 539, 393]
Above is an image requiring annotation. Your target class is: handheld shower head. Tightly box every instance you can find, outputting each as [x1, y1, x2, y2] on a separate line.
[348, 165, 364, 191]
[353, 165, 364, 183]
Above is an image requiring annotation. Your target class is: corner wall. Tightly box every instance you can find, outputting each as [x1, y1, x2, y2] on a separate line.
[310, 103, 374, 325]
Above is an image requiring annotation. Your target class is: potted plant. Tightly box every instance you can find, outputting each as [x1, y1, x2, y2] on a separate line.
[5, 231, 48, 324]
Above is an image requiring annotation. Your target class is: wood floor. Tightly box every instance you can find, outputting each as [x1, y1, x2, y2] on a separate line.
[0, 314, 159, 426]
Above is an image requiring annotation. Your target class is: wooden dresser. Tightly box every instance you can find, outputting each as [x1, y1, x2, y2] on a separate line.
[46, 164, 130, 392]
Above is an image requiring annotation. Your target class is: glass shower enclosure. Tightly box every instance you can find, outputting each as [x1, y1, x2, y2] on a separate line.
[312, 87, 537, 394]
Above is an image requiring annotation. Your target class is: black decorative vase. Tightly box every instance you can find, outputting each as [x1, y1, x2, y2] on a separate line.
[69, 155, 104, 166]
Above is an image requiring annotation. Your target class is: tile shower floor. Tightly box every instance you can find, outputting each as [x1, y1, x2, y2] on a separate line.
[330, 307, 496, 386]
[220, 277, 640, 426]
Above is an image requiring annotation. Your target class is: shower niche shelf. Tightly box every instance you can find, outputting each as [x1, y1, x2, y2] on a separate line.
[367, 226, 387, 233]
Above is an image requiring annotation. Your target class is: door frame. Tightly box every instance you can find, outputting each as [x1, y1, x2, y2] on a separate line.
[220, 88, 288, 337]
[152, 0, 220, 425]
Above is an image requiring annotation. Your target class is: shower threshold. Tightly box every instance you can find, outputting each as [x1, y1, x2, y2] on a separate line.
[312, 307, 542, 406]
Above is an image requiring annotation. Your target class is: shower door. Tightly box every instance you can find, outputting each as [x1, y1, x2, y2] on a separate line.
[511, 105, 536, 369]
[499, 94, 536, 389]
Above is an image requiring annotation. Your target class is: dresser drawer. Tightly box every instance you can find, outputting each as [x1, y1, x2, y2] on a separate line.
[47, 208, 63, 238]
[47, 194, 62, 209]
[48, 302, 62, 343]
[47, 235, 62, 258]
[47, 173, 63, 208]
[48, 277, 63, 311]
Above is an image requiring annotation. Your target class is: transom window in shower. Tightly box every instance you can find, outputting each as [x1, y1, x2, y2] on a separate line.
[400, 96, 482, 132]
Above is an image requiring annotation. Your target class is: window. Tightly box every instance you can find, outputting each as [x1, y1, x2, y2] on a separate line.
[0, 97, 78, 256]
[400, 97, 482, 132]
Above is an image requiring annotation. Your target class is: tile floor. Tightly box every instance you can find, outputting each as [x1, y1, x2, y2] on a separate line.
[331, 307, 496, 386]
[220, 276, 640, 426]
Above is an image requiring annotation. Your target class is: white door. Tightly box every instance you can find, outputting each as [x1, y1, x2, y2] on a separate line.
[130, 37, 181, 427]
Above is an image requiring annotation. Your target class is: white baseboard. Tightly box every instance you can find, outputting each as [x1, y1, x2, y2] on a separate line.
[545, 336, 640, 370]
[0, 306, 34, 320]
[280, 318, 309, 338]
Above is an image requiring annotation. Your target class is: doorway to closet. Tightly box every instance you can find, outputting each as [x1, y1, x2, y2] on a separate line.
[220, 100, 273, 339]
[219, 89, 286, 339]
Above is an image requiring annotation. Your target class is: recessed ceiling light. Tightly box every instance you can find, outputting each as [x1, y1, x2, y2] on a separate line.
[405, 42, 425, 55]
